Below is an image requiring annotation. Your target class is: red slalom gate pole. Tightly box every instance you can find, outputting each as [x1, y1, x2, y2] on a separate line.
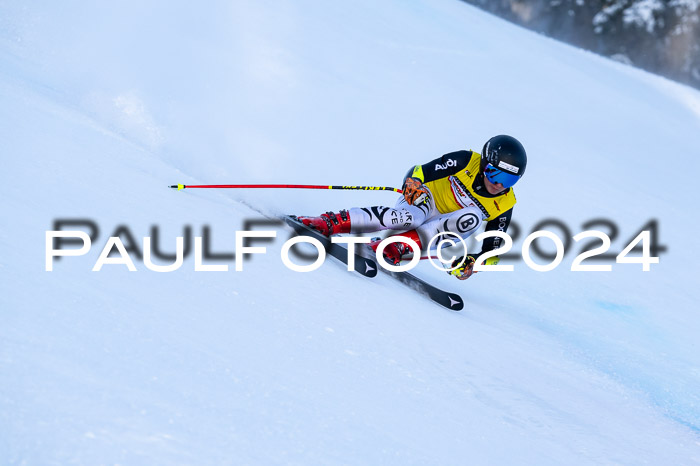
[169, 183, 403, 193]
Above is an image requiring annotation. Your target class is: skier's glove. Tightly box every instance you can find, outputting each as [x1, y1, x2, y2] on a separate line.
[449, 255, 477, 281]
[403, 177, 430, 206]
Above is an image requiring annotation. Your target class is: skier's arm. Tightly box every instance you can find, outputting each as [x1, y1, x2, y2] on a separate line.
[404, 150, 472, 183]
[474, 208, 514, 265]
[401, 151, 471, 206]
[449, 208, 514, 280]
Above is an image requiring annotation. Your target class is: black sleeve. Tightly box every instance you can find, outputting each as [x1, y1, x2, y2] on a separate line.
[474, 208, 513, 257]
[404, 150, 472, 184]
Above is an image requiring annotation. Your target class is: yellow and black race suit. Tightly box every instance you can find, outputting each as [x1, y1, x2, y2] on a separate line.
[405, 150, 516, 257]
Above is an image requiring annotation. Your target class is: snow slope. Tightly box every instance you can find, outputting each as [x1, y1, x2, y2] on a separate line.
[2, 0, 700, 464]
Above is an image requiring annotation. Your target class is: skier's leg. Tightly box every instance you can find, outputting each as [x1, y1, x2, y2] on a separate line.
[298, 194, 436, 236]
[357, 196, 439, 265]
[347, 196, 434, 234]
[412, 206, 483, 250]
[366, 206, 483, 265]
[410, 206, 484, 279]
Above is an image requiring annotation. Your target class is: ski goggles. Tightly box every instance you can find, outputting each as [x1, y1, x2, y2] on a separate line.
[484, 163, 521, 188]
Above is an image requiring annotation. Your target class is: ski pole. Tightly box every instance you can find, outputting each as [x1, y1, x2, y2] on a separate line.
[169, 183, 403, 193]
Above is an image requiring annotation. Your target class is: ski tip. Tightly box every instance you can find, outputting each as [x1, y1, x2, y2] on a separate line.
[447, 294, 464, 311]
[363, 261, 378, 278]
[168, 184, 185, 190]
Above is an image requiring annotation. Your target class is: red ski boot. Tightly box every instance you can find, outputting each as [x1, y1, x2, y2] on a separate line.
[297, 210, 351, 237]
[369, 229, 423, 265]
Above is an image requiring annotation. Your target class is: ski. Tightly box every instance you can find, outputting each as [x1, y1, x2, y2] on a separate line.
[282, 215, 378, 278]
[363, 248, 464, 311]
[344, 240, 464, 311]
[283, 215, 463, 310]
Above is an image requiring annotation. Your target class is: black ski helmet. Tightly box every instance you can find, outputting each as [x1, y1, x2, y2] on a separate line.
[480, 135, 527, 182]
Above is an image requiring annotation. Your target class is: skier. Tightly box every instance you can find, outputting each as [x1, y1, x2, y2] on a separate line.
[298, 135, 527, 280]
